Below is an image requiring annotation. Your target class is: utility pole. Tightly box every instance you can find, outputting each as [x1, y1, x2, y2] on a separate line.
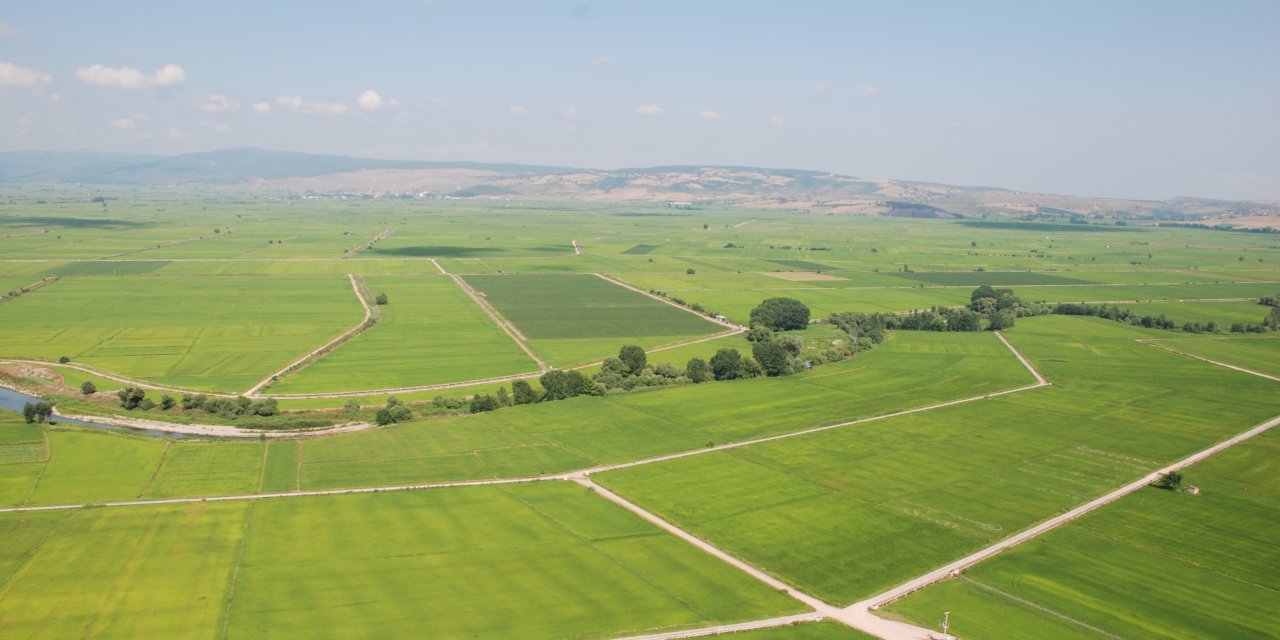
[940, 610, 952, 640]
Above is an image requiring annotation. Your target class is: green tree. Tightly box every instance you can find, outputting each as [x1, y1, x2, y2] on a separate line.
[250, 398, 278, 416]
[160, 395, 176, 410]
[512, 380, 538, 405]
[752, 340, 792, 377]
[653, 362, 680, 379]
[22, 401, 52, 423]
[600, 357, 629, 377]
[80, 380, 96, 395]
[739, 356, 765, 378]
[1155, 471, 1184, 490]
[117, 386, 146, 410]
[375, 292, 388, 305]
[496, 386, 512, 407]
[750, 298, 810, 330]
[746, 325, 776, 343]
[685, 357, 710, 383]
[710, 349, 742, 381]
[58, 355, 71, 364]
[540, 370, 596, 400]
[469, 394, 499, 413]
[618, 345, 647, 375]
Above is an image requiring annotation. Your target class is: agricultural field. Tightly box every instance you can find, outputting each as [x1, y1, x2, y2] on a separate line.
[0, 275, 362, 392]
[886, 429, 1280, 640]
[2, 196, 1279, 639]
[1149, 334, 1280, 377]
[463, 273, 726, 366]
[269, 275, 539, 393]
[595, 317, 1280, 604]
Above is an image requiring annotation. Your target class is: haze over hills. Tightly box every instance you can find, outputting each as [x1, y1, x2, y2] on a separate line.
[2, 148, 1277, 225]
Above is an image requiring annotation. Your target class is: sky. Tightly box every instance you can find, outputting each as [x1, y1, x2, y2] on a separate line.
[1, 1, 1278, 200]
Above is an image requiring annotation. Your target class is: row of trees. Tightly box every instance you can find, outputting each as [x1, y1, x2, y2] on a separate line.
[113, 387, 280, 419]
[21, 401, 53, 423]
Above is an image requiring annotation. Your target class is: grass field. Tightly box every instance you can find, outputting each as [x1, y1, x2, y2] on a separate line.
[269, 275, 539, 393]
[0, 275, 362, 392]
[236, 483, 796, 638]
[887, 429, 1280, 639]
[595, 316, 1280, 604]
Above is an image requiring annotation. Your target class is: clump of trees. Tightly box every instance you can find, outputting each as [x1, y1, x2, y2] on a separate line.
[376, 396, 412, 425]
[592, 345, 691, 392]
[22, 401, 53, 423]
[750, 298, 811, 330]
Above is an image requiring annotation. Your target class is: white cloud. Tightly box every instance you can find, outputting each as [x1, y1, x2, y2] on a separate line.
[358, 89, 384, 111]
[252, 101, 272, 115]
[109, 117, 136, 130]
[813, 82, 828, 93]
[168, 127, 188, 138]
[0, 62, 53, 88]
[149, 64, 185, 86]
[210, 123, 232, 134]
[75, 63, 186, 88]
[198, 94, 239, 113]
[276, 95, 347, 115]
[635, 104, 664, 116]
[700, 110, 724, 121]
[46, 93, 60, 104]
[771, 115, 787, 128]
[508, 104, 527, 116]
[0, 21, 18, 37]
[429, 96, 447, 108]
[564, 105, 579, 119]
[859, 84, 879, 95]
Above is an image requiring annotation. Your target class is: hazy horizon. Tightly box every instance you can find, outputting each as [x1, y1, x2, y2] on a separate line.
[1, 1, 1277, 201]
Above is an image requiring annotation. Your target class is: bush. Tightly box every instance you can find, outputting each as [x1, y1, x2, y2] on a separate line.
[469, 394, 499, 413]
[710, 349, 742, 381]
[375, 293, 388, 305]
[117, 386, 146, 410]
[58, 356, 71, 364]
[344, 398, 361, 415]
[750, 298, 810, 330]
[80, 381, 96, 395]
[685, 358, 710, 383]
[160, 395, 176, 410]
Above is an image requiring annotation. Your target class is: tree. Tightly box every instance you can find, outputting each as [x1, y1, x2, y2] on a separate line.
[22, 401, 52, 423]
[710, 348, 742, 381]
[746, 325, 776, 343]
[58, 355, 71, 364]
[986, 310, 1016, 330]
[750, 298, 810, 330]
[739, 356, 765, 378]
[117, 386, 146, 410]
[752, 340, 792, 377]
[685, 358, 710, 383]
[618, 345, 647, 375]
[540, 370, 596, 401]
[600, 357, 629, 377]
[653, 362, 680, 379]
[375, 293, 388, 305]
[686, 268, 696, 275]
[1154, 471, 1183, 490]
[80, 380, 96, 395]
[249, 398, 278, 416]
[470, 394, 499, 413]
[160, 395, 176, 410]
[512, 379, 538, 405]
[344, 398, 361, 415]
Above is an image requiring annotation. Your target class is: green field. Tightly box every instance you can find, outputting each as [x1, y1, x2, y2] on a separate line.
[887, 429, 1280, 640]
[2, 199, 1279, 638]
[595, 317, 1280, 604]
[269, 275, 539, 393]
[0, 275, 361, 392]
[464, 273, 724, 365]
[1150, 334, 1280, 376]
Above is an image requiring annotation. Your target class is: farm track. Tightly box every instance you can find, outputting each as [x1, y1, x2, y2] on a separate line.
[0, 359, 240, 398]
[243, 274, 378, 396]
[341, 228, 394, 259]
[0, 275, 59, 304]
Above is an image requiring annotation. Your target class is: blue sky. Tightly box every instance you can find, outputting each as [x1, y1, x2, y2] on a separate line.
[1, 1, 1277, 200]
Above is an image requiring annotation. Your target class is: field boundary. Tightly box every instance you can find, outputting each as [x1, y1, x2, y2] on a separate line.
[341, 228, 394, 259]
[1141, 339, 1280, 381]
[244, 274, 380, 396]
[1, 359, 239, 398]
[448, 274, 549, 370]
[594, 272, 747, 332]
[0, 275, 59, 304]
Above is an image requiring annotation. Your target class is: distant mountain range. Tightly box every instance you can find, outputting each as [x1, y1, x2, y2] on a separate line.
[1, 147, 1276, 224]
